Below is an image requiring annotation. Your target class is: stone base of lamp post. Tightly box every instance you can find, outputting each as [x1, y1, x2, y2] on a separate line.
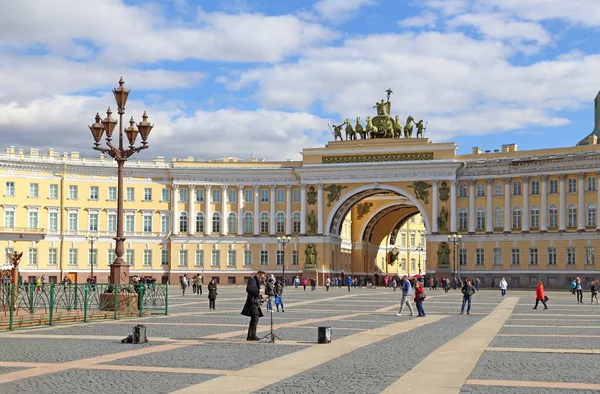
[110, 263, 131, 285]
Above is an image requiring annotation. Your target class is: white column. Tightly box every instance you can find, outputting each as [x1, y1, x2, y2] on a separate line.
[559, 174, 566, 231]
[269, 185, 276, 236]
[468, 179, 475, 233]
[317, 183, 324, 235]
[504, 178, 511, 233]
[253, 185, 260, 235]
[285, 185, 292, 235]
[597, 172, 600, 231]
[221, 185, 228, 236]
[486, 179, 493, 233]
[578, 173, 585, 231]
[188, 185, 195, 236]
[450, 180, 457, 233]
[237, 186, 244, 236]
[205, 185, 212, 236]
[522, 176, 529, 233]
[300, 184, 307, 235]
[540, 175, 548, 232]
[172, 185, 179, 235]
[431, 180, 439, 234]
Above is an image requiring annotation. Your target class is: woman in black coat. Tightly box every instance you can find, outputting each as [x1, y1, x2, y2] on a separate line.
[208, 279, 218, 310]
[241, 270, 266, 341]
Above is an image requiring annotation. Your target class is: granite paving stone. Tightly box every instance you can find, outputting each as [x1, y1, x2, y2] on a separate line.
[505, 320, 600, 327]
[0, 367, 27, 375]
[499, 326, 600, 335]
[489, 336, 600, 350]
[460, 385, 600, 394]
[271, 327, 360, 342]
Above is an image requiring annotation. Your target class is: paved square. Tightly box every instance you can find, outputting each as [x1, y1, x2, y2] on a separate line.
[0, 286, 598, 393]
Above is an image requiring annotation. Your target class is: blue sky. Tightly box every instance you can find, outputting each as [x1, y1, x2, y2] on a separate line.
[1, 0, 600, 161]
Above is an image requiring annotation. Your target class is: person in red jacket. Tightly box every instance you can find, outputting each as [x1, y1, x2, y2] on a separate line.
[533, 281, 548, 310]
[414, 281, 426, 317]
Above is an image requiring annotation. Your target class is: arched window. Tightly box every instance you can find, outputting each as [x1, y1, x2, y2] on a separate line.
[494, 206, 503, 228]
[179, 212, 188, 233]
[476, 207, 485, 230]
[567, 204, 577, 227]
[549, 205, 558, 228]
[196, 212, 204, 233]
[458, 208, 468, 230]
[276, 212, 285, 233]
[260, 212, 269, 233]
[228, 213, 237, 233]
[244, 212, 253, 234]
[587, 203, 597, 227]
[512, 207, 522, 229]
[212, 212, 221, 233]
[292, 212, 301, 233]
[530, 206, 540, 228]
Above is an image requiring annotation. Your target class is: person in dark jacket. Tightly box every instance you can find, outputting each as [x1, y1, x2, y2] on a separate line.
[241, 270, 266, 341]
[208, 279, 217, 310]
[460, 279, 475, 315]
[274, 281, 285, 312]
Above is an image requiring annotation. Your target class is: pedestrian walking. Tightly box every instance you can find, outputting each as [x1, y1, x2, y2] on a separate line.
[265, 277, 275, 312]
[533, 281, 548, 310]
[192, 275, 198, 294]
[570, 279, 577, 295]
[241, 270, 266, 341]
[274, 281, 285, 312]
[196, 275, 203, 295]
[302, 278, 308, 291]
[325, 276, 331, 291]
[181, 274, 188, 296]
[392, 278, 397, 292]
[396, 275, 415, 317]
[294, 276, 300, 289]
[208, 279, 217, 310]
[346, 276, 353, 292]
[460, 279, 475, 315]
[414, 281, 426, 317]
[591, 281, 599, 304]
[575, 277, 583, 304]
[310, 278, 316, 291]
[499, 277, 508, 297]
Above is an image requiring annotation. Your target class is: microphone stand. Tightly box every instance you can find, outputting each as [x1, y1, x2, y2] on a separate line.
[261, 297, 281, 343]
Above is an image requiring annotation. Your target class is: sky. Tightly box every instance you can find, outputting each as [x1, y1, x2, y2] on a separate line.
[1, 0, 600, 161]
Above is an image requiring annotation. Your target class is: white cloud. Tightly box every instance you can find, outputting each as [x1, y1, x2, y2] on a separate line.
[481, 0, 600, 27]
[313, 0, 377, 22]
[398, 12, 438, 29]
[448, 13, 551, 45]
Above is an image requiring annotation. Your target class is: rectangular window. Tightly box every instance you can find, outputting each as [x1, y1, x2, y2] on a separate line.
[195, 188, 204, 203]
[476, 210, 485, 230]
[143, 250, 152, 267]
[29, 183, 39, 198]
[549, 207, 558, 228]
[260, 189, 269, 202]
[459, 211, 468, 230]
[476, 183, 485, 197]
[512, 181, 521, 196]
[276, 189, 285, 203]
[195, 250, 204, 267]
[244, 250, 252, 266]
[410, 233, 415, 247]
[493, 248, 502, 265]
[400, 233, 406, 248]
[512, 209, 522, 229]
[89, 249, 97, 267]
[126, 187, 135, 201]
[529, 248, 538, 265]
[228, 250, 236, 266]
[89, 186, 99, 200]
[161, 250, 169, 266]
[125, 215, 135, 232]
[125, 249, 134, 266]
[5, 181, 15, 197]
[549, 179, 558, 194]
[68, 185, 78, 199]
[476, 248, 484, 266]
[160, 215, 170, 233]
[28, 248, 38, 266]
[459, 248, 467, 266]
[244, 189, 253, 203]
[143, 215, 152, 232]
[293, 189, 301, 203]
[178, 250, 188, 267]
[4, 211, 14, 228]
[162, 188, 170, 202]
[276, 250, 284, 266]
[48, 248, 58, 266]
[567, 247, 576, 265]
[68, 212, 78, 231]
[228, 188, 237, 203]
[108, 249, 116, 266]
[511, 248, 520, 265]
[260, 250, 269, 266]
[292, 250, 299, 265]
[68, 248, 78, 266]
[531, 180, 539, 195]
[494, 182, 503, 196]
[108, 187, 117, 201]
[179, 188, 188, 203]
[547, 247, 557, 265]
[588, 177, 597, 192]
[530, 209, 540, 228]
[108, 213, 117, 232]
[585, 246, 595, 265]
[588, 206, 597, 227]
[88, 213, 98, 231]
[568, 178, 576, 193]
[28, 211, 39, 229]
[49, 184, 59, 199]
[211, 250, 220, 267]
[212, 188, 221, 203]
[144, 188, 152, 201]
[458, 184, 467, 198]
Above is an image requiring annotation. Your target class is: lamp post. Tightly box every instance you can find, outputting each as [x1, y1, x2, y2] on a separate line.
[88, 77, 154, 285]
[416, 243, 424, 275]
[277, 236, 292, 285]
[85, 233, 98, 279]
[448, 233, 462, 281]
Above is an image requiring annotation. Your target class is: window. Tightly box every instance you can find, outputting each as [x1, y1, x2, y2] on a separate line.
[179, 212, 188, 233]
[585, 246, 595, 265]
[494, 182, 503, 196]
[531, 180, 539, 195]
[228, 213, 237, 233]
[68, 249, 78, 266]
[4, 210, 14, 228]
[530, 206, 540, 228]
[260, 189, 269, 203]
[549, 179, 558, 194]
[567, 247, 576, 265]
[88, 248, 97, 267]
[5, 181, 15, 197]
[29, 183, 39, 198]
[476, 183, 485, 197]
[49, 184, 58, 199]
[162, 188, 170, 202]
[458, 209, 468, 230]
[529, 248, 538, 265]
[28, 211, 39, 229]
[567, 204, 577, 227]
[459, 184, 467, 198]
[68, 185, 78, 199]
[125, 249, 134, 266]
[108, 213, 117, 232]
[476, 208, 485, 230]
[196, 212, 204, 233]
[195, 250, 204, 267]
[547, 248, 557, 265]
[587, 203, 597, 227]
[244, 212, 253, 233]
[211, 250, 220, 267]
[28, 248, 38, 266]
[125, 214, 135, 232]
[228, 189, 237, 203]
[401, 258, 406, 269]
[292, 212, 301, 233]
[292, 250, 299, 265]
[179, 188, 188, 203]
[549, 205, 558, 228]
[191, 188, 202, 203]
[459, 249, 467, 266]
[48, 248, 57, 266]
[260, 212, 269, 233]
[244, 189, 253, 203]
[244, 250, 252, 266]
[568, 178, 576, 193]
[227, 250, 236, 266]
[89, 186, 99, 200]
[493, 248, 502, 265]
[276, 189, 285, 203]
[179, 250, 188, 267]
[512, 207, 522, 229]
[410, 258, 415, 271]
[49, 212, 58, 230]
[511, 248, 520, 265]
[512, 181, 521, 196]
[161, 250, 169, 265]
[276, 250, 284, 266]
[144, 188, 152, 201]
[260, 250, 268, 266]
[4, 248, 13, 265]
[143, 215, 152, 232]
[588, 177, 596, 192]
[108, 250, 115, 266]
[400, 233, 406, 248]
[126, 187, 135, 201]
[68, 212, 78, 231]
[143, 250, 152, 267]
[89, 213, 98, 231]
[476, 248, 484, 266]
[108, 187, 117, 201]
[410, 233, 416, 246]
[212, 188, 221, 203]
[293, 189, 301, 203]
[212, 212, 221, 233]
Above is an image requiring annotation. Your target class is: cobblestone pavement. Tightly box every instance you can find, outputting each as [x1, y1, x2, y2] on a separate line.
[0, 286, 599, 393]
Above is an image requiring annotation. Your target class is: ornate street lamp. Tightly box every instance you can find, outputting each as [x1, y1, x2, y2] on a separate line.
[448, 233, 462, 281]
[85, 233, 98, 280]
[277, 236, 292, 285]
[88, 77, 154, 285]
[416, 243, 424, 275]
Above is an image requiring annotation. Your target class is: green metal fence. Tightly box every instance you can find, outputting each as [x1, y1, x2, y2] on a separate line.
[0, 283, 168, 330]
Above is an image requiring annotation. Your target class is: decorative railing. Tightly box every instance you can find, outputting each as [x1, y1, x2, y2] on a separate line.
[0, 227, 46, 233]
[0, 283, 168, 330]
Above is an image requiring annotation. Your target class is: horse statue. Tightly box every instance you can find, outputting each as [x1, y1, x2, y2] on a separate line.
[355, 117, 366, 139]
[381, 117, 394, 138]
[344, 118, 356, 140]
[365, 116, 378, 138]
[404, 116, 414, 138]
[394, 115, 403, 138]
[331, 124, 343, 141]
